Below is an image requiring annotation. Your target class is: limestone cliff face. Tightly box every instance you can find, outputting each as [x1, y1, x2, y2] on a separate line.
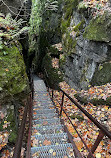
[60, 0, 111, 90]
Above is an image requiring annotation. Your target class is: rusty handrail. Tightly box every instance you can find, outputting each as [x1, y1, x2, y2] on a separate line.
[44, 68, 111, 157]
[59, 88, 111, 139]
[13, 98, 29, 158]
[51, 88, 111, 156]
[13, 69, 34, 158]
[26, 93, 33, 158]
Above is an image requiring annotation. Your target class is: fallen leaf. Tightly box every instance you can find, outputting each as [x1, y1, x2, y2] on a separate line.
[43, 139, 51, 146]
[3, 124, 8, 129]
[96, 153, 101, 158]
[43, 121, 48, 125]
[49, 148, 53, 153]
[52, 152, 56, 156]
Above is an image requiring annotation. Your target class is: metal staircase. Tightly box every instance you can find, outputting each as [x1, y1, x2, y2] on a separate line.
[31, 76, 75, 158]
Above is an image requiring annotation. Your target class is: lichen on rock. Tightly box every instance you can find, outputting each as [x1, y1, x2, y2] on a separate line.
[83, 11, 111, 43]
[91, 62, 111, 86]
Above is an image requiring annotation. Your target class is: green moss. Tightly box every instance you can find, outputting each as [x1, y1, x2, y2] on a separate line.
[83, 12, 111, 42]
[49, 46, 61, 56]
[64, 0, 80, 19]
[63, 31, 77, 54]
[0, 43, 29, 103]
[74, 93, 88, 104]
[0, 109, 17, 143]
[9, 131, 17, 143]
[70, 114, 84, 121]
[78, 1, 88, 12]
[42, 54, 63, 89]
[73, 19, 85, 32]
[7, 109, 17, 143]
[59, 54, 66, 67]
[61, 0, 81, 34]
[91, 63, 111, 86]
[61, 18, 71, 33]
[90, 96, 111, 106]
[74, 93, 111, 105]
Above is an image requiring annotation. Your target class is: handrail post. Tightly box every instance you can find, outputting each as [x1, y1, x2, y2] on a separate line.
[87, 130, 105, 158]
[60, 93, 64, 116]
[52, 89, 54, 99]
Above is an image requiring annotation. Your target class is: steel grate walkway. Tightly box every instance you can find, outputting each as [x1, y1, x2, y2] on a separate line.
[31, 76, 76, 158]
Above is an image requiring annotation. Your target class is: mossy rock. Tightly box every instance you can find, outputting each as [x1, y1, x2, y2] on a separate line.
[9, 131, 17, 143]
[73, 19, 86, 32]
[74, 93, 88, 104]
[0, 109, 17, 143]
[61, 18, 71, 34]
[0, 43, 29, 103]
[91, 97, 111, 106]
[59, 54, 66, 67]
[61, 0, 81, 33]
[91, 63, 111, 86]
[74, 93, 111, 105]
[42, 54, 63, 89]
[70, 113, 84, 121]
[83, 12, 111, 43]
[48, 46, 61, 56]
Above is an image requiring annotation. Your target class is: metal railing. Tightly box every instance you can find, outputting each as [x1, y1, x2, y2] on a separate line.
[44, 68, 111, 158]
[13, 69, 34, 158]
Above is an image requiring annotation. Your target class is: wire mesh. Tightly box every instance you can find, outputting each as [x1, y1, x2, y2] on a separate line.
[33, 113, 58, 120]
[32, 125, 64, 135]
[33, 109, 56, 114]
[31, 133, 68, 147]
[32, 118, 60, 127]
[31, 143, 75, 158]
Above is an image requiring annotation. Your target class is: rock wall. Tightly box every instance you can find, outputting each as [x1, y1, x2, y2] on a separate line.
[60, 0, 111, 90]
[0, 41, 29, 143]
[0, 42, 29, 104]
[29, 0, 62, 72]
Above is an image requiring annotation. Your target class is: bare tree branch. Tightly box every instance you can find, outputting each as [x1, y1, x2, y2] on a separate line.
[0, 0, 30, 17]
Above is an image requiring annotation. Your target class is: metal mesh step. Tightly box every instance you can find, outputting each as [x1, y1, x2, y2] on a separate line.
[33, 105, 54, 110]
[34, 91, 48, 94]
[33, 109, 56, 114]
[33, 113, 58, 120]
[32, 118, 60, 127]
[31, 133, 68, 147]
[32, 125, 64, 135]
[31, 143, 75, 158]
[33, 102, 54, 107]
[34, 97, 51, 101]
[33, 100, 52, 104]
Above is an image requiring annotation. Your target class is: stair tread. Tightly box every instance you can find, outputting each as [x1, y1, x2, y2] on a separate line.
[33, 113, 58, 120]
[33, 109, 56, 114]
[32, 118, 61, 127]
[31, 133, 68, 147]
[31, 143, 75, 158]
[32, 124, 64, 135]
